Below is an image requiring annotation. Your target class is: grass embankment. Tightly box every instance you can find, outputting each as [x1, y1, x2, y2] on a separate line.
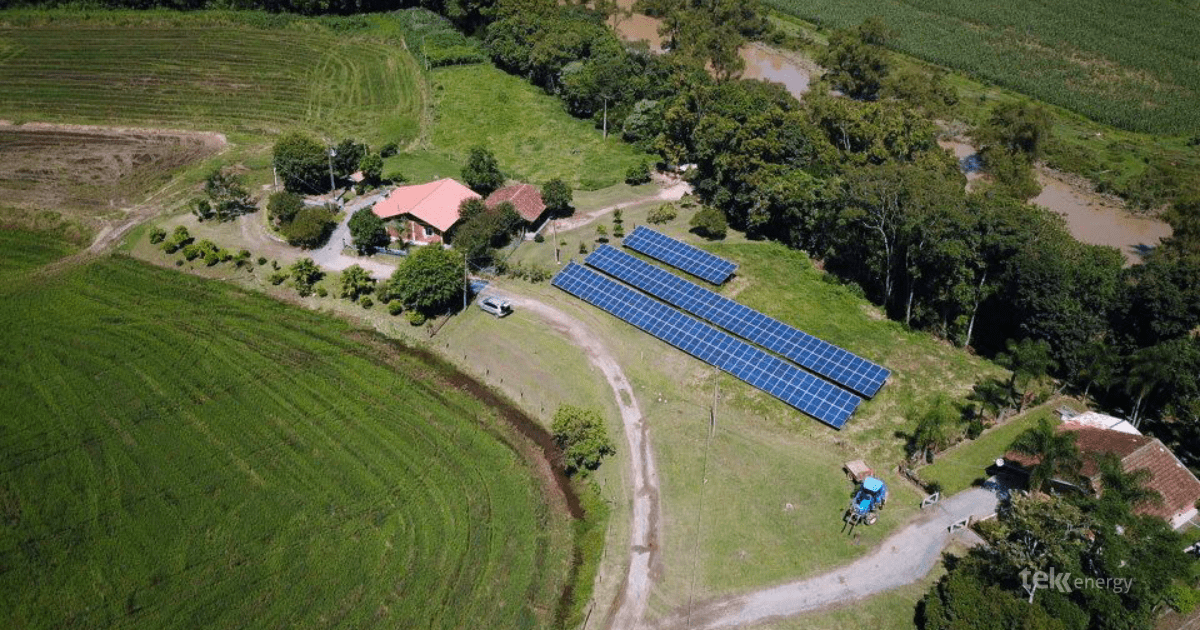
[0, 232, 574, 629]
[765, 0, 1200, 136]
[0, 11, 424, 142]
[393, 63, 651, 190]
[503, 203, 1003, 612]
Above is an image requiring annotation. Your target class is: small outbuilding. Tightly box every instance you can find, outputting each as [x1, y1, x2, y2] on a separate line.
[486, 183, 549, 236]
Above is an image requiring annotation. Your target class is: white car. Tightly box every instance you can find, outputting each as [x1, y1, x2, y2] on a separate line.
[478, 296, 513, 318]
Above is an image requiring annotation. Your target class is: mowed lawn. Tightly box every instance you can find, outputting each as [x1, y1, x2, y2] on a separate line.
[0, 12, 424, 142]
[766, 0, 1200, 134]
[421, 63, 651, 190]
[0, 233, 571, 629]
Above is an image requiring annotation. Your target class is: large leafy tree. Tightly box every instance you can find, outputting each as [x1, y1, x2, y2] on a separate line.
[383, 245, 463, 315]
[331, 138, 366, 181]
[272, 132, 329, 194]
[348, 207, 387, 254]
[461, 146, 504, 195]
[817, 18, 890, 100]
[541, 178, 573, 216]
[996, 338, 1057, 409]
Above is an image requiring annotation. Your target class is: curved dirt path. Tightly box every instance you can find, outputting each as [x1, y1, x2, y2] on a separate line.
[554, 177, 691, 232]
[505, 295, 662, 630]
[652, 488, 999, 630]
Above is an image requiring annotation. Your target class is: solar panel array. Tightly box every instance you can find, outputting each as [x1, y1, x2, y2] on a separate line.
[585, 245, 890, 397]
[622, 226, 737, 285]
[552, 263, 861, 428]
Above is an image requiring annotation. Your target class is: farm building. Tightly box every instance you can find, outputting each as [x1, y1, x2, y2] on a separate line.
[486, 183, 549, 235]
[372, 178, 480, 245]
[1001, 421, 1200, 529]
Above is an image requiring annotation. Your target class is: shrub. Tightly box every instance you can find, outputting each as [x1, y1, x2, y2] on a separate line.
[966, 418, 985, 440]
[689, 207, 727, 239]
[148, 227, 167, 244]
[289, 258, 323, 296]
[360, 296, 373, 309]
[161, 226, 192, 254]
[552, 405, 615, 477]
[269, 270, 288, 285]
[1165, 583, 1200, 614]
[257, 256, 268, 266]
[388, 301, 405, 316]
[579, 242, 587, 254]
[348, 207, 387, 254]
[647, 203, 677, 225]
[407, 310, 427, 326]
[174, 259, 183, 267]
[379, 141, 399, 157]
[612, 223, 625, 238]
[624, 161, 651, 185]
[542, 177, 573, 216]
[533, 233, 544, 243]
[282, 206, 336, 249]
[339, 264, 376, 301]
[267, 191, 305, 225]
[500, 261, 552, 283]
[316, 286, 328, 297]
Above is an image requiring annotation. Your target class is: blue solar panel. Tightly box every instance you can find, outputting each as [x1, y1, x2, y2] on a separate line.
[552, 262, 861, 428]
[622, 225, 737, 285]
[585, 245, 891, 397]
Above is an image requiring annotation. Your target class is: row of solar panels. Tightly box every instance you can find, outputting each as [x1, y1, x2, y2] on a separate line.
[624, 225, 738, 285]
[552, 263, 863, 428]
[586, 244, 890, 397]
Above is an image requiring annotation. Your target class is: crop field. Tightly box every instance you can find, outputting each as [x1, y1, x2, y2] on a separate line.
[0, 235, 572, 629]
[0, 13, 425, 142]
[0, 124, 224, 218]
[766, 0, 1200, 135]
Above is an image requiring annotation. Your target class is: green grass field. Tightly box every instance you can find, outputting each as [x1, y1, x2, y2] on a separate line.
[0, 11, 424, 142]
[418, 63, 651, 190]
[767, 0, 1200, 136]
[0, 232, 573, 629]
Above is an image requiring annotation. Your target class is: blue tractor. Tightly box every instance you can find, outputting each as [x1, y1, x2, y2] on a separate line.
[843, 476, 887, 532]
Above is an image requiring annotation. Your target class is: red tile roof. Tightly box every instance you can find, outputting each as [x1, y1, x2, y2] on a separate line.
[1005, 423, 1200, 523]
[373, 178, 480, 233]
[486, 183, 546, 222]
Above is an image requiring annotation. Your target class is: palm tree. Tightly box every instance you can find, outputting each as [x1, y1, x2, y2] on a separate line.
[1093, 452, 1162, 515]
[1126, 343, 1176, 428]
[1009, 417, 1082, 492]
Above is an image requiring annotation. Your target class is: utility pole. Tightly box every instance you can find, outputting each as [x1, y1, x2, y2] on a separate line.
[552, 218, 560, 264]
[273, 165, 279, 192]
[463, 256, 469, 312]
[327, 147, 337, 193]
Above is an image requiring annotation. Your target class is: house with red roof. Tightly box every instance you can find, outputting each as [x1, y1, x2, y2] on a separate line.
[372, 178, 480, 245]
[1002, 420, 1200, 529]
[486, 183, 549, 236]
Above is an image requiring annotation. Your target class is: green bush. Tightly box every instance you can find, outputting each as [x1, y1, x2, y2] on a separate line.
[379, 141, 399, 158]
[257, 256, 268, 266]
[388, 301, 405, 316]
[552, 405, 615, 477]
[282, 206, 336, 249]
[533, 233, 544, 243]
[161, 226, 192, 254]
[316, 287, 328, 298]
[407, 310, 427, 326]
[647, 203, 677, 225]
[267, 191, 305, 225]
[689, 207, 728, 239]
[1165, 583, 1200, 614]
[148, 227, 167, 244]
[269, 271, 288, 285]
[624, 161, 652, 185]
[360, 296, 373, 309]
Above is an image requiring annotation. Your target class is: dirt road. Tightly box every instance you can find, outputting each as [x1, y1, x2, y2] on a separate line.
[505, 295, 662, 630]
[554, 177, 691, 232]
[652, 488, 999, 630]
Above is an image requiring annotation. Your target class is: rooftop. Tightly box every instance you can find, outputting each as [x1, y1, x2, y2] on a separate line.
[486, 183, 546, 222]
[373, 178, 480, 233]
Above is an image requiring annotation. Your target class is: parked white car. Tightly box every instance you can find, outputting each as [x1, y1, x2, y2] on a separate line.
[478, 296, 513, 318]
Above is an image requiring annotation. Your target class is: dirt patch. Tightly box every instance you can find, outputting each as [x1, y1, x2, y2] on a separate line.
[0, 121, 225, 219]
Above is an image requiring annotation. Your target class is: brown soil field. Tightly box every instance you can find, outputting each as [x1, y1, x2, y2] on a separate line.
[0, 122, 224, 222]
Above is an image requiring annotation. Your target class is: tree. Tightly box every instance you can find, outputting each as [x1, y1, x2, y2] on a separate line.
[976, 101, 1052, 158]
[339, 265, 376, 302]
[551, 405, 615, 476]
[910, 395, 960, 462]
[282, 205, 335, 249]
[542, 178, 573, 216]
[690, 206, 727, 239]
[462, 146, 504, 195]
[647, 203, 677, 224]
[1092, 452, 1162, 521]
[625, 160, 651, 185]
[358, 152, 383, 187]
[267, 191, 304, 225]
[331, 138, 367, 181]
[817, 19, 890, 100]
[383, 245, 463, 314]
[348, 207, 387, 254]
[273, 132, 329, 194]
[996, 338, 1057, 409]
[1009, 417, 1082, 492]
[289, 258, 323, 297]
